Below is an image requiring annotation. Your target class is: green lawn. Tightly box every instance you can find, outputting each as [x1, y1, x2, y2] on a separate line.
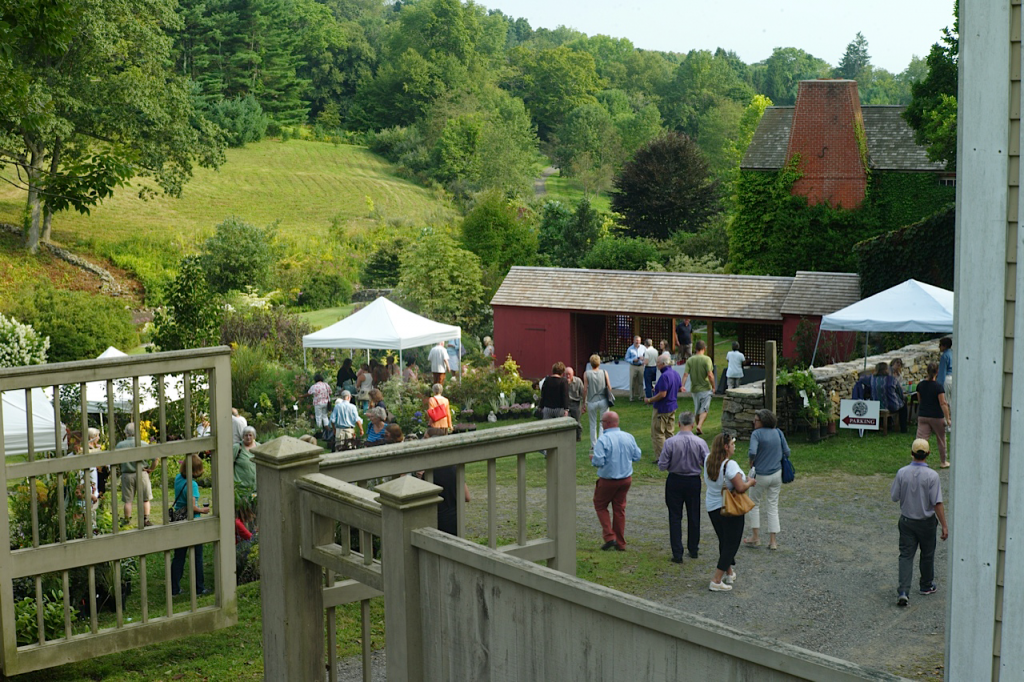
[298, 304, 356, 330]
[541, 173, 612, 213]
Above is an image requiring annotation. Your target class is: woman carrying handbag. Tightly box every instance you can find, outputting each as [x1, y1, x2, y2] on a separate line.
[704, 432, 756, 592]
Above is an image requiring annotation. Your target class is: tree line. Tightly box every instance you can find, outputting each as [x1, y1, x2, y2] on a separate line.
[1, 0, 938, 254]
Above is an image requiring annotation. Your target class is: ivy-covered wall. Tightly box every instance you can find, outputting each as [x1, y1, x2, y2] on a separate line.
[867, 173, 955, 231]
[853, 203, 954, 296]
[728, 164, 955, 277]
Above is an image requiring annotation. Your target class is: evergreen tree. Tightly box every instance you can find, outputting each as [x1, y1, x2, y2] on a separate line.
[836, 32, 871, 80]
[903, 1, 958, 169]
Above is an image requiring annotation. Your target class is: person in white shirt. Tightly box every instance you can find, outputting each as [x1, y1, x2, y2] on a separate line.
[428, 341, 450, 385]
[725, 342, 746, 389]
[624, 336, 646, 402]
[643, 338, 659, 399]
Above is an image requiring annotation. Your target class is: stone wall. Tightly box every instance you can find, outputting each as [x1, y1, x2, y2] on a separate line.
[722, 339, 942, 440]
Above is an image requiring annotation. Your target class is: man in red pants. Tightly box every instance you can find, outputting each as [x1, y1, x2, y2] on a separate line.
[591, 411, 642, 551]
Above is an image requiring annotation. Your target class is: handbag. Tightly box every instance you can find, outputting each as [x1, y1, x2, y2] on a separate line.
[722, 488, 755, 517]
[781, 454, 796, 484]
[168, 485, 188, 523]
[720, 464, 755, 517]
[603, 371, 616, 406]
[426, 397, 447, 422]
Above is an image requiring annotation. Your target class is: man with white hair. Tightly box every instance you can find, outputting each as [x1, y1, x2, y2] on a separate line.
[624, 336, 646, 402]
[645, 353, 682, 457]
[331, 390, 364, 446]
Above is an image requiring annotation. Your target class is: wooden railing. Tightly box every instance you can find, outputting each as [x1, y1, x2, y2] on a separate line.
[0, 348, 237, 675]
[254, 418, 578, 682]
[257, 425, 907, 682]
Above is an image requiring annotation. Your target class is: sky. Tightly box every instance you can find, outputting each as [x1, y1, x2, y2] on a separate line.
[481, 0, 955, 74]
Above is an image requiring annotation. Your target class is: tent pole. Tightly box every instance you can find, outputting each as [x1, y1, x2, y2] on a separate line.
[809, 327, 823, 368]
[399, 349, 403, 377]
[304, 347, 307, 370]
[864, 333, 869, 370]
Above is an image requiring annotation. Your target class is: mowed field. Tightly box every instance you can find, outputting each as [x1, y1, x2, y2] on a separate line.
[0, 139, 453, 251]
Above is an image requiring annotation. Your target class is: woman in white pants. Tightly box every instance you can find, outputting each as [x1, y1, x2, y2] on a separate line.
[581, 354, 611, 452]
[743, 409, 790, 550]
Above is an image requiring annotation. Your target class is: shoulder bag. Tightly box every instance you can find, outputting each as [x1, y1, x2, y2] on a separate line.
[720, 466, 754, 517]
[168, 484, 189, 523]
[603, 370, 616, 406]
[781, 453, 796, 484]
[426, 397, 447, 423]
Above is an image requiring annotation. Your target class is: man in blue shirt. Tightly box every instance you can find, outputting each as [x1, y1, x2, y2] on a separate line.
[591, 411, 642, 551]
[330, 391, 364, 448]
[645, 353, 683, 456]
[624, 336, 646, 402]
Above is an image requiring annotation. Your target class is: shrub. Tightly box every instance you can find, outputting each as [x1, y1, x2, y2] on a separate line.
[0, 313, 49, 367]
[579, 235, 659, 272]
[296, 272, 352, 310]
[200, 217, 280, 294]
[220, 306, 314, 365]
[152, 256, 222, 352]
[16, 590, 73, 645]
[4, 283, 137, 362]
[101, 235, 182, 306]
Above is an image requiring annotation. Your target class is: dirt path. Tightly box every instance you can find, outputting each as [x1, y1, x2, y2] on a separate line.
[533, 166, 558, 197]
[584, 472, 948, 680]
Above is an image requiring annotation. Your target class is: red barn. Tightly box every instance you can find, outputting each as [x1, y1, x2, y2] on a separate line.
[490, 267, 860, 379]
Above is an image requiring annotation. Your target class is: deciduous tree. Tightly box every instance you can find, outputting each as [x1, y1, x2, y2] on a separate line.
[396, 227, 486, 333]
[610, 132, 722, 240]
[153, 256, 223, 351]
[0, 0, 224, 253]
[903, 1, 958, 169]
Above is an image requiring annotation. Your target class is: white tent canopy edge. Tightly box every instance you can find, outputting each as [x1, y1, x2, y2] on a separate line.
[810, 279, 953, 368]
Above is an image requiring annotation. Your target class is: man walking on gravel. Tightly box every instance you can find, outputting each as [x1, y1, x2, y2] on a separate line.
[591, 411, 642, 552]
[657, 412, 708, 562]
[890, 439, 948, 607]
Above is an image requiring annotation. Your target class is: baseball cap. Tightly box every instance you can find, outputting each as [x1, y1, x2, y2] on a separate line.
[911, 438, 931, 455]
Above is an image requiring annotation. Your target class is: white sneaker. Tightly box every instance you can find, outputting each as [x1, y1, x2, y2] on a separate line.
[723, 570, 737, 585]
[709, 580, 732, 592]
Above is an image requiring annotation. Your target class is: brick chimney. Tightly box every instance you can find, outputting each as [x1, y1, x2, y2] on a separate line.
[786, 80, 867, 209]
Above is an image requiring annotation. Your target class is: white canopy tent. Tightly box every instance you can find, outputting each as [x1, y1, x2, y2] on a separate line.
[2, 387, 60, 456]
[301, 297, 461, 370]
[810, 279, 954, 367]
[85, 347, 191, 414]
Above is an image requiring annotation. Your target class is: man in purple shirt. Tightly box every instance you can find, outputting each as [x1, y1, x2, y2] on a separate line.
[644, 353, 682, 456]
[658, 412, 708, 562]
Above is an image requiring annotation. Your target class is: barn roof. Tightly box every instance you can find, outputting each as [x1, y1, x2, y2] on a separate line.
[781, 271, 863, 316]
[490, 267, 861, 322]
[741, 105, 946, 172]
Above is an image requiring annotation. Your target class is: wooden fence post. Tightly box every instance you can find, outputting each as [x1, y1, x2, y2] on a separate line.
[376, 476, 443, 682]
[252, 436, 326, 682]
[765, 340, 777, 414]
[546, 421, 578, 575]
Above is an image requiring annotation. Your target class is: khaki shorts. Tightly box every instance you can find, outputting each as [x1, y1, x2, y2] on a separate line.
[121, 471, 153, 503]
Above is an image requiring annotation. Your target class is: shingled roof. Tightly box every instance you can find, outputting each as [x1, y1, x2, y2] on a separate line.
[491, 267, 861, 322]
[741, 105, 945, 172]
[781, 271, 862, 316]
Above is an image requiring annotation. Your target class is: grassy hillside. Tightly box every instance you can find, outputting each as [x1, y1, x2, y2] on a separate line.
[0, 140, 452, 248]
[0, 140, 455, 302]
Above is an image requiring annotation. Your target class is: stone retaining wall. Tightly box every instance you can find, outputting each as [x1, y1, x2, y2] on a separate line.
[722, 339, 943, 440]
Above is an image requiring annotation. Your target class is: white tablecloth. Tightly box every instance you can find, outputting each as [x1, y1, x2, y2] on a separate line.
[600, 362, 689, 393]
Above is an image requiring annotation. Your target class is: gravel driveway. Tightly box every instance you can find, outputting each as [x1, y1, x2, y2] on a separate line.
[337, 470, 950, 681]
[594, 471, 949, 680]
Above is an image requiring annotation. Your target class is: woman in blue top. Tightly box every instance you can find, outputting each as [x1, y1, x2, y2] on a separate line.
[743, 409, 790, 551]
[365, 407, 387, 445]
[704, 432, 755, 592]
[171, 454, 211, 596]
